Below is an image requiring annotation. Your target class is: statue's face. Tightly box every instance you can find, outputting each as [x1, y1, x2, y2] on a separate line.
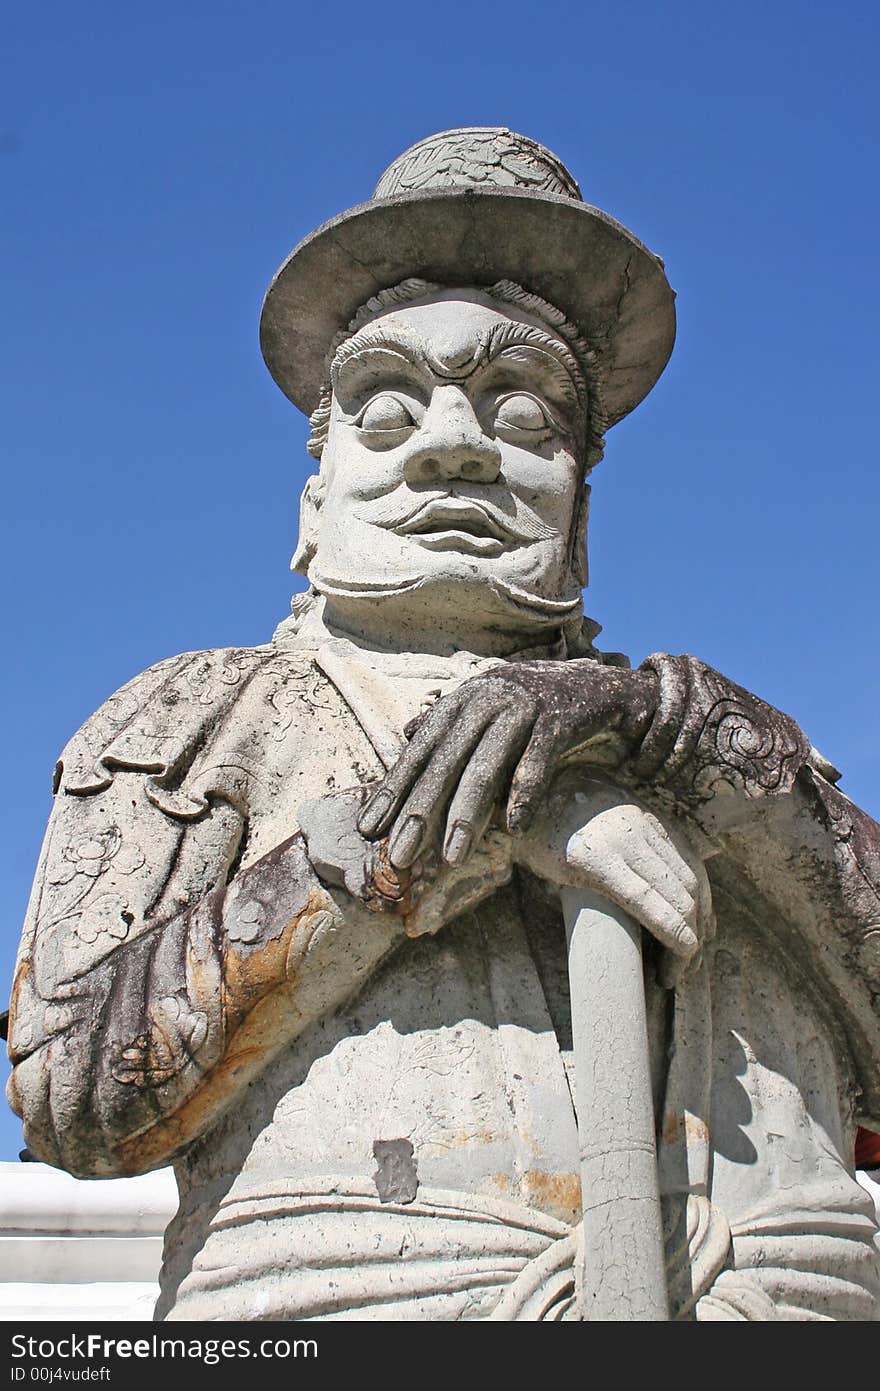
[311, 290, 586, 612]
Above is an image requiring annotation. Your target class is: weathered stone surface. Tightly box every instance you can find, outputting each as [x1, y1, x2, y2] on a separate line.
[6, 128, 880, 1321]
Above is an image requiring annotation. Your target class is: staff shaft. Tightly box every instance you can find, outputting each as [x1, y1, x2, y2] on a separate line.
[561, 885, 669, 1321]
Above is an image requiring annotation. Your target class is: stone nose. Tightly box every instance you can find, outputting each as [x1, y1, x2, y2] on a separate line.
[402, 385, 502, 485]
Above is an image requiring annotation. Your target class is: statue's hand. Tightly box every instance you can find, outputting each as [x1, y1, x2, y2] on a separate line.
[298, 787, 513, 937]
[516, 776, 714, 980]
[356, 660, 657, 868]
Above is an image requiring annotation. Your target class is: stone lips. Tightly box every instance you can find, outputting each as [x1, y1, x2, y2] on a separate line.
[259, 184, 676, 430]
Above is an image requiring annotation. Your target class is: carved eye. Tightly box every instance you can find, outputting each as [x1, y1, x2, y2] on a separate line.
[493, 393, 554, 436]
[357, 394, 416, 433]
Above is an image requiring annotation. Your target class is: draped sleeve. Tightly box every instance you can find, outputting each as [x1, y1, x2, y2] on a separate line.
[6, 647, 404, 1177]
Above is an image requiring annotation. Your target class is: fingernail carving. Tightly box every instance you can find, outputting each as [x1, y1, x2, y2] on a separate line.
[358, 788, 394, 834]
[389, 815, 425, 867]
[445, 822, 473, 865]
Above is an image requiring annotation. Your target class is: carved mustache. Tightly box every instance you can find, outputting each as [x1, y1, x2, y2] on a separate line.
[359, 488, 558, 544]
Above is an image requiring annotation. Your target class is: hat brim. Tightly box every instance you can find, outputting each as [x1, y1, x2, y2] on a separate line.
[260, 185, 675, 429]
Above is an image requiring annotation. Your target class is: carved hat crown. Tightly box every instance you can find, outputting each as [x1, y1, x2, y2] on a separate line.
[371, 127, 584, 201]
[260, 127, 675, 432]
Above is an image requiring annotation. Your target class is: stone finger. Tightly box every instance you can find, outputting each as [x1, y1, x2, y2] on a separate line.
[617, 838, 699, 926]
[443, 708, 535, 864]
[357, 694, 463, 837]
[582, 861, 699, 959]
[636, 815, 701, 901]
[505, 721, 561, 831]
[698, 869, 717, 940]
[386, 702, 496, 867]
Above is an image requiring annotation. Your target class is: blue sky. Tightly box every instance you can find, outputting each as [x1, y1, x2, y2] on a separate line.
[2, 1, 878, 1160]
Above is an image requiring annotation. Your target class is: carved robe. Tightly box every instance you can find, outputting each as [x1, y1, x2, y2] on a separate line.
[7, 627, 880, 1319]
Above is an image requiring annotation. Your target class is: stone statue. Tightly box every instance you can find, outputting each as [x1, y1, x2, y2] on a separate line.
[7, 128, 880, 1321]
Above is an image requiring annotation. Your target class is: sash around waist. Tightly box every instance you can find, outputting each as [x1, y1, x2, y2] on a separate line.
[166, 1176, 579, 1322]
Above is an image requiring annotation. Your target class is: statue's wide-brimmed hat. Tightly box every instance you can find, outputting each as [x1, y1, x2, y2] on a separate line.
[260, 127, 675, 429]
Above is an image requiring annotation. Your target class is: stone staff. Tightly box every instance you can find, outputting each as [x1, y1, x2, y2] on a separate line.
[561, 885, 669, 1320]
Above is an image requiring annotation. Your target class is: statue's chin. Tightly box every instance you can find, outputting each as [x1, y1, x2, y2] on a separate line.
[309, 560, 584, 634]
[308, 563, 426, 601]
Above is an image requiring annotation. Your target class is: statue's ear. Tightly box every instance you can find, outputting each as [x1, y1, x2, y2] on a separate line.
[290, 474, 325, 577]
[569, 483, 590, 589]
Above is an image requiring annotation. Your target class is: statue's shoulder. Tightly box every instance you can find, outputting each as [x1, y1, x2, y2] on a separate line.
[56, 640, 322, 799]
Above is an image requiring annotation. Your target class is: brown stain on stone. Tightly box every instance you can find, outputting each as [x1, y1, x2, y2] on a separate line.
[661, 1112, 710, 1148]
[223, 886, 330, 1014]
[115, 981, 301, 1174]
[114, 890, 334, 1175]
[488, 1169, 581, 1224]
[521, 1169, 582, 1224]
[441, 1127, 499, 1149]
[366, 841, 423, 919]
[10, 954, 30, 1003]
[6, 956, 31, 1056]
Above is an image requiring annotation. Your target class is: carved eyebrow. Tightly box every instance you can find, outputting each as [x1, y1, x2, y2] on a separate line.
[484, 322, 587, 412]
[331, 325, 428, 390]
[330, 317, 587, 416]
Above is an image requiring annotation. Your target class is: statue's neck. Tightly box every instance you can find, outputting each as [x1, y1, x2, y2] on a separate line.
[284, 589, 574, 662]
[297, 559, 587, 661]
